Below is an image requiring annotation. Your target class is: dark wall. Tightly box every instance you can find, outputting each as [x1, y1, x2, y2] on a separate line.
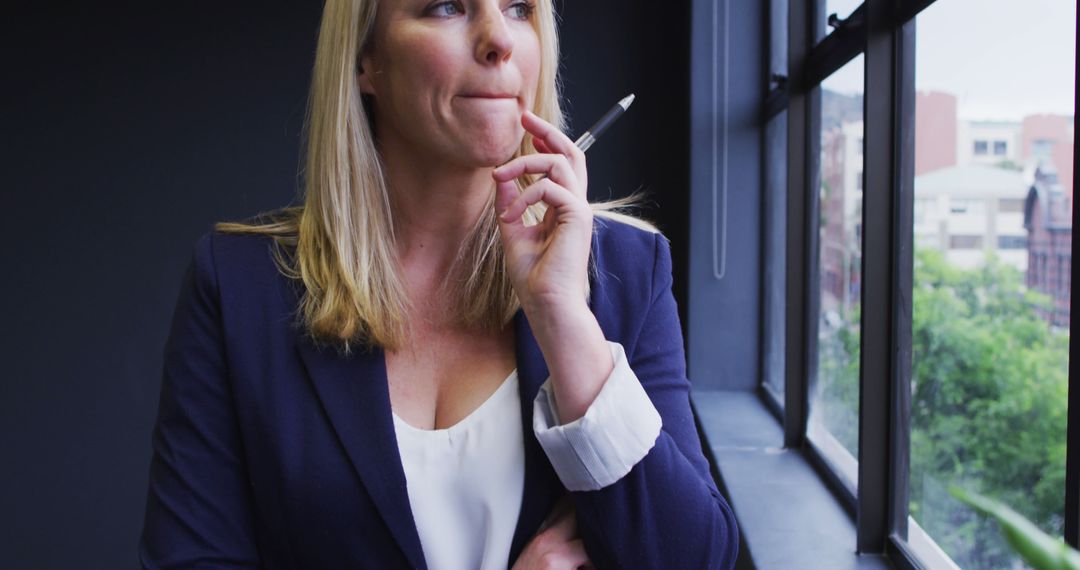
[3, 4, 321, 568]
[1, 2, 691, 568]
[555, 0, 692, 320]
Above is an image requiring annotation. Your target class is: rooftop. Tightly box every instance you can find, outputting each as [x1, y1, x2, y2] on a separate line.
[915, 164, 1027, 197]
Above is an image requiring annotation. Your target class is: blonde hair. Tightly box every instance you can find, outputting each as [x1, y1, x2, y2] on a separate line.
[216, 0, 656, 353]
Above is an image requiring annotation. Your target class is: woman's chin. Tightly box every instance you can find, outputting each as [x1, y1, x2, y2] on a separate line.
[451, 115, 525, 166]
[462, 137, 524, 168]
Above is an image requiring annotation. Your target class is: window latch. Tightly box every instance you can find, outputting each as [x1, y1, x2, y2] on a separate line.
[770, 73, 788, 90]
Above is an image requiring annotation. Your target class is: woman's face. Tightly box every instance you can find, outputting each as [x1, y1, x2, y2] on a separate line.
[359, 0, 542, 168]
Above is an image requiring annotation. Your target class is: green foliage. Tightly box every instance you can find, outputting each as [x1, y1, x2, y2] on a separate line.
[815, 305, 861, 456]
[950, 487, 1080, 570]
[995, 159, 1024, 172]
[817, 247, 1069, 568]
[909, 248, 1067, 566]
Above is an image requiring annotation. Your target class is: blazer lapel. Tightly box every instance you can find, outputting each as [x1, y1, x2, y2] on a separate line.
[508, 246, 605, 563]
[507, 309, 566, 564]
[296, 336, 427, 570]
[294, 309, 571, 568]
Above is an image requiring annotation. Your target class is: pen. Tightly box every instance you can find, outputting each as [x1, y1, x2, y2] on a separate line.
[574, 94, 635, 152]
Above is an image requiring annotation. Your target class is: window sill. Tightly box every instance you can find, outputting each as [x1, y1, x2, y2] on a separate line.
[691, 389, 892, 569]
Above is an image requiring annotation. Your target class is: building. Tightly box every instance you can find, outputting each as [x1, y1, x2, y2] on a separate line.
[819, 91, 865, 316]
[913, 164, 1029, 270]
[1022, 114, 1075, 200]
[820, 119, 863, 314]
[1024, 162, 1072, 328]
[958, 120, 1022, 170]
[914, 90, 958, 176]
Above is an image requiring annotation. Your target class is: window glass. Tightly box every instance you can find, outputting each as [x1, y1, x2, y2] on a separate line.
[809, 54, 864, 483]
[762, 0, 789, 403]
[770, 0, 788, 79]
[911, 0, 1074, 566]
[763, 110, 788, 401]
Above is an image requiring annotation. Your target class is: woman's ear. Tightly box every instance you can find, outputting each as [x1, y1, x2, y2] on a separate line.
[357, 53, 377, 96]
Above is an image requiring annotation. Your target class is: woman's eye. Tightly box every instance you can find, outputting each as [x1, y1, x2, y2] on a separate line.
[506, 1, 535, 20]
[427, 1, 463, 17]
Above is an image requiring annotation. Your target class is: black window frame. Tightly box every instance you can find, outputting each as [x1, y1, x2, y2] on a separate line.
[759, 0, 1080, 566]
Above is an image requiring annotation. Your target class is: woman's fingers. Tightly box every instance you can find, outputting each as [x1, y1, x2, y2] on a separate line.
[493, 154, 577, 196]
[563, 539, 591, 568]
[493, 111, 590, 205]
[492, 111, 594, 314]
[522, 111, 587, 187]
[544, 507, 578, 543]
[494, 179, 520, 222]
[532, 136, 553, 154]
[522, 111, 584, 164]
[509, 497, 589, 570]
[498, 178, 582, 225]
[537, 495, 577, 541]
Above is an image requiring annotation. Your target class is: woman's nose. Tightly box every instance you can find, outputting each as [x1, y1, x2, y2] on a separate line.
[473, 11, 514, 65]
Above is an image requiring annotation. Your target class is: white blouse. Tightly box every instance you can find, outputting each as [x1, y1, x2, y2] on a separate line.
[391, 341, 663, 570]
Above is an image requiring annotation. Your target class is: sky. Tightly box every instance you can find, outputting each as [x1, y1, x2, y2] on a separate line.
[822, 0, 1076, 122]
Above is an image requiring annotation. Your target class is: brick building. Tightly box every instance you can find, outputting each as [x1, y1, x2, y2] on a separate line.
[1024, 162, 1072, 327]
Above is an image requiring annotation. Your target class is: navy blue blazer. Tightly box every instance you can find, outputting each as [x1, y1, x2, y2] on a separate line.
[139, 215, 739, 569]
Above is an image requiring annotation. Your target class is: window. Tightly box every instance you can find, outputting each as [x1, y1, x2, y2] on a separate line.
[997, 235, 1026, 249]
[949, 198, 984, 215]
[998, 198, 1024, 213]
[810, 54, 865, 487]
[1033, 138, 1055, 159]
[911, 1, 1072, 567]
[739, 0, 1079, 567]
[763, 109, 788, 402]
[760, 0, 789, 406]
[948, 234, 983, 249]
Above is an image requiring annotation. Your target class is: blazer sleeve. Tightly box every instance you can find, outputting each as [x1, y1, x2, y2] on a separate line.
[567, 232, 740, 570]
[533, 340, 663, 491]
[138, 233, 263, 569]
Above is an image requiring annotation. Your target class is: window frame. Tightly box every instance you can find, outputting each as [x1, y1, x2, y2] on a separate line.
[760, 0, 1080, 565]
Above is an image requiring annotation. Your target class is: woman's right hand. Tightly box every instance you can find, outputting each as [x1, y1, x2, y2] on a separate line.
[511, 496, 594, 570]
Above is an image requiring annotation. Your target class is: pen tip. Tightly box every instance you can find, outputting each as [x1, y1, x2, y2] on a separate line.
[619, 94, 635, 110]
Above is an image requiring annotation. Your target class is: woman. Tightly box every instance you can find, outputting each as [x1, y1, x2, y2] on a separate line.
[139, 0, 739, 568]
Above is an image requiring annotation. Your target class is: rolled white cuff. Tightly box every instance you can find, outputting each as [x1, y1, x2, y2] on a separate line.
[532, 341, 663, 491]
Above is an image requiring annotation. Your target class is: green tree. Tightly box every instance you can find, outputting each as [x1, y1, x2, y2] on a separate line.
[817, 247, 1068, 568]
[909, 248, 1067, 569]
[816, 305, 860, 456]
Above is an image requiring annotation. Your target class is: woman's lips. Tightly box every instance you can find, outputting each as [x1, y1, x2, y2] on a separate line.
[459, 93, 517, 99]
